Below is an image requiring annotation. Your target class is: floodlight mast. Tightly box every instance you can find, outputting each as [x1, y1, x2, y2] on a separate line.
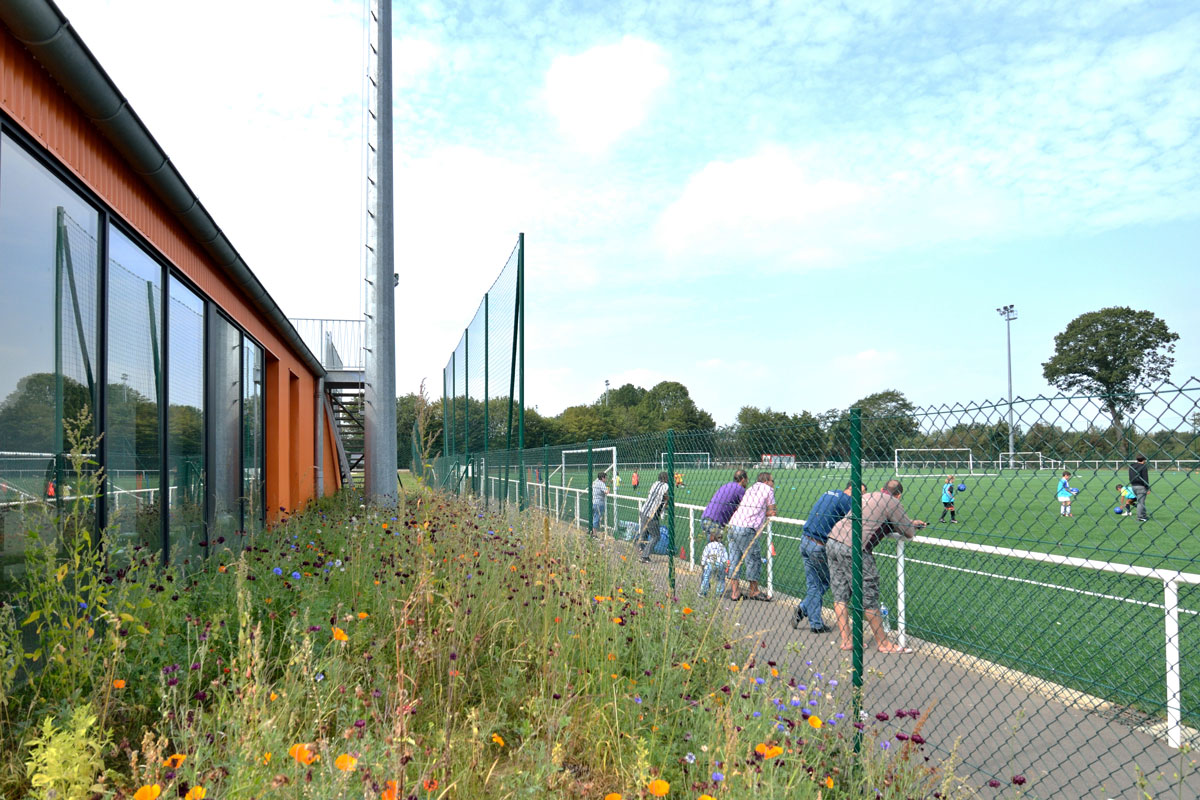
[364, 0, 398, 505]
[996, 304, 1017, 469]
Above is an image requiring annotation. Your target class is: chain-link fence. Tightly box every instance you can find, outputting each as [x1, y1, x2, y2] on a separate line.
[413, 235, 524, 492]
[429, 382, 1200, 797]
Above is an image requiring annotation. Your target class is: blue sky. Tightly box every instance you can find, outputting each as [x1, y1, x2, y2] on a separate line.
[58, 0, 1200, 425]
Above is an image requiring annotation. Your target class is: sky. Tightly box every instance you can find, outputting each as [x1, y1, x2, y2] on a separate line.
[55, 0, 1200, 426]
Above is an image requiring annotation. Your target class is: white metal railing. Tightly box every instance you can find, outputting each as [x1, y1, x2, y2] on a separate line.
[476, 474, 1198, 749]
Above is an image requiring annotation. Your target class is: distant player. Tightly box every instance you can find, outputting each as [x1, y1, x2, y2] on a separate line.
[938, 476, 957, 523]
[1056, 471, 1075, 517]
[631, 470, 640, 490]
[675, 472, 685, 488]
[1115, 484, 1136, 515]
[614, 473, 621, 492]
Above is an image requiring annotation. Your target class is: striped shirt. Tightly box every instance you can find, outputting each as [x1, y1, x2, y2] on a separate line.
[640, 480, 669, 523]
[592, 478, 608, 504]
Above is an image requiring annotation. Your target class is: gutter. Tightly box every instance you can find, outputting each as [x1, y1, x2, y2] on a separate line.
[0, 0, 325, 379]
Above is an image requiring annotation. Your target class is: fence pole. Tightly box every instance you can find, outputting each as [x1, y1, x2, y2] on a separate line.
[689, 506, 695, 570]
[897, 539, 908, 649]
[667, 429, 676, 595]
[766, 521, 774, 598]
[442, 367, 448, 458]
[587, 439, 594, 537]
[517, 232, 525, 511]
[850, 407, 864, 753]
[1165, 577, 1182, 749]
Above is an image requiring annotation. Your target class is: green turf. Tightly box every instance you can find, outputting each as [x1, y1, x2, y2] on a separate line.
[504, 464, 1200, 727]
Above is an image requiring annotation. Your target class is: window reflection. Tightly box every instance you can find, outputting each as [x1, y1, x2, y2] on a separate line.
[168, 277, 204, 564]
[243, 340, 265, 535]
[106, 227, 163, 556]
[0, 135, 100, 591]
[207, 313, 241, 541]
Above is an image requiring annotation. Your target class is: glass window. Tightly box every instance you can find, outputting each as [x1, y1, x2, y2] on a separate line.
[106, 227, 163, 556]
[168, 277, 204, 564]
[243, 339, 265, 535]
[207, 312, 241, 541]
[0, 134, 101, 591]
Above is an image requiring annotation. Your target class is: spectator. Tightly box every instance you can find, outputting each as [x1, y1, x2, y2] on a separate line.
[698, 527, 729, 598]
[827, 479, 925, 654]
[637, 471, 671, 563]
[792, 483, 859, 633]
[591, 471, 608, 535]
[725, 472, 777, 601]
[700, 469, 748, 546]
[1128, 455, 1150, 522]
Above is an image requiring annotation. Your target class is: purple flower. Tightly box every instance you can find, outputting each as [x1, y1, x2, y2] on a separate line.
[273, 567, 283, 576]
[895, 732, 910, 741]
[875, 712, 890, 721]
[1012, 775, 1027, 786]
[291, 571, 301, 579]
[880, 741, 890, 750]
[712, 772, 724, 782]
[987, 779, 1002, 788]
[911, 733, 925, 745]
[634, 696, 642, 704]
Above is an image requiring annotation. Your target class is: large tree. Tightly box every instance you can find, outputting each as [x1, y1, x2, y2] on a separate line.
[1042, 308, 1178, 431]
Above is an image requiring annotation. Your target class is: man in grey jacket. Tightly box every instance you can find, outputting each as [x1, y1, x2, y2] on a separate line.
[826, 480, 926, 654]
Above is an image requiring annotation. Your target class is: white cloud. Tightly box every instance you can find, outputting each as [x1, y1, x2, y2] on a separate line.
[543, 37, 669, 154]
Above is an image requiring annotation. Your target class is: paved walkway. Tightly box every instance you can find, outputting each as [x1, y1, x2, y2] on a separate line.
[597, 533, 1199, 800]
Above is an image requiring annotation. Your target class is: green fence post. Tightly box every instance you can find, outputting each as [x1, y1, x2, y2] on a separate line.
[587, 439, 594, 536]
[850, 407, 863, 753]
[518, 232, 525, 511]
[667, 429, 676, 595]
[483, 293, 488, 509]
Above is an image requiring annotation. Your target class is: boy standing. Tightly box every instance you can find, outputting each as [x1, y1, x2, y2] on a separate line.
[939, 476, 957, 523]
[698, 529, 729, 598]
[1056, 471, 1076, 517]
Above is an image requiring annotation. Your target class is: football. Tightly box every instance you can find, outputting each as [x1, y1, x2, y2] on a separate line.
[957, 483, 967, 492]
[1113, 506, 1123, 515]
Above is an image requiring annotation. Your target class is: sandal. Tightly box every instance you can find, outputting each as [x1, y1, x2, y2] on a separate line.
[746, 593, 772, 602]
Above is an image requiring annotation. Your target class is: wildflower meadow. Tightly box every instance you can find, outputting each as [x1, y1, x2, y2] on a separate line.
[1, 464, 987, 798]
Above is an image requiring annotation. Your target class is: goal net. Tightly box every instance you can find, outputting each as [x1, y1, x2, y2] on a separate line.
[999, 451, 1051, 470]
[894, 448, 997, 477]
[659, 452, 711, 469]
[760, 454, 797, 469]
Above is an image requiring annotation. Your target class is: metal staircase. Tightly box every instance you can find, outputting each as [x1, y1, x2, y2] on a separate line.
[292, 319, 365, 487]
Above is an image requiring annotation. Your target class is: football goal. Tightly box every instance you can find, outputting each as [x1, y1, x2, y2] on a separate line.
[894, 448, 997, 478]
[760, 454, 797, 469]
[561, 447, 618, 489]
[659, 452, 711, 469]
[999, 451, 1052, 470]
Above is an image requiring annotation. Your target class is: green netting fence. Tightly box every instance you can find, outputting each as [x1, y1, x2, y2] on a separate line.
[426, 381, 1200, 797]
[410, 235, 524, 489]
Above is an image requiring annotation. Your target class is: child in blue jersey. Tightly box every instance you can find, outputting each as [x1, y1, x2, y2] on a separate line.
[938, 476, 957, 523]
[1115, 484, 1136, 515]
[1056, 471, 1075, 517]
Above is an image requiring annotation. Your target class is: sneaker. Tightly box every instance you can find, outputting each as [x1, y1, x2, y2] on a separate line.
[639, 557, 651, 563]
[810, 625, 832, 634]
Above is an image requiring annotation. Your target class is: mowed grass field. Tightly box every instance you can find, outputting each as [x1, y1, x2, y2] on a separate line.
[528, 464, 1200, 725]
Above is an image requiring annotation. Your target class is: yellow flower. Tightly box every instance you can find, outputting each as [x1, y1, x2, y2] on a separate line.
[729, 664, 739, 672]
[604, 794, 622, 800]
[357, 612, 369, 619]
[491, 732, 505, 747]
[808, 715, 823, 729]
[754, 743, 783, 759]
[700, 795, 716, 800]
[634, 588, 644, 594]
[647, 778, 670, 796]
[163, 754, 186, 768]
[184, 787, 206, 800]
[335, 753, 358, 771]
[612, 616, 623, 624]
[262, 752, 272, 765]
[269, 692, 278, 701]
[679, 662, 691, 670]
[332, 626, 349, 642]
[133, 786, 161, 800]
[825, 776, 835, 788]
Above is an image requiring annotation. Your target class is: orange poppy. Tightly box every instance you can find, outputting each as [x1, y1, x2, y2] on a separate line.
[288, 743, 318, 765]
[132, 786, 161, 800]
[422, 778, 439, 791]
[335, 753, 357, 771]
[163, 754, 186, 768]
[111, 679, 126, 689]
[647, 778, 670, 796]
[381, 780, 399, 800]
[332, 627, 349, 642]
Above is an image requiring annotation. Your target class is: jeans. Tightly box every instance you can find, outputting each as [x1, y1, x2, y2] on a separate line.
[800, 536, 829, 629]
[699, 562, 726, 596]
[726, 525, 762, 582]
[1133, 484, 1148, 520]
[592, 501, 605, 531]
[639, 517, 661, 559]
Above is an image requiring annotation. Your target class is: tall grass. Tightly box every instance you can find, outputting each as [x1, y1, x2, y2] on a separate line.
[1, 465, 978, 798]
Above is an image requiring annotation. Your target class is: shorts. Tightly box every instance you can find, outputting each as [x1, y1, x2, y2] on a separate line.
[826, 539, 881, 611]
[726, 525, 763, 583]
[942, 501, 955, 509]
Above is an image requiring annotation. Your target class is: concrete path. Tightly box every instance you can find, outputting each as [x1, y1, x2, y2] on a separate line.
[600, 534, 1199, 800]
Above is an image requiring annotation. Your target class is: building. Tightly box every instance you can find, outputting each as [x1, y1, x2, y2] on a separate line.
[0, 0, 344, 578]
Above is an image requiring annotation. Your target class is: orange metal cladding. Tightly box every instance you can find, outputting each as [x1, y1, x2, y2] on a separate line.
[0, 25, 342, 520]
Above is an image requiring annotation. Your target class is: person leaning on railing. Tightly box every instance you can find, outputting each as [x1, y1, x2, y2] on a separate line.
[826, 479, 926, 654]
[591, 471, 608, 535]
[725, 472, 777, 602]
[793, 482, 860, 634]
[637, 472, 671, 563]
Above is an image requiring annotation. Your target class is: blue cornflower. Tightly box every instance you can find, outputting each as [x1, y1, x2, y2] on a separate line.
[272, 567, 283, 576]
[685, 752, 696, 764]
[752, 711, 761, 718]
[712, 772, 724, 782]
[291, 571, 301, 579]
[634, 695, 642, 704]
[755, 677, 765, 685]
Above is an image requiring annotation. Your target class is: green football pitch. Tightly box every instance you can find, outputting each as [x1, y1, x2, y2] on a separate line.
[529, 465, 1200, 726]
